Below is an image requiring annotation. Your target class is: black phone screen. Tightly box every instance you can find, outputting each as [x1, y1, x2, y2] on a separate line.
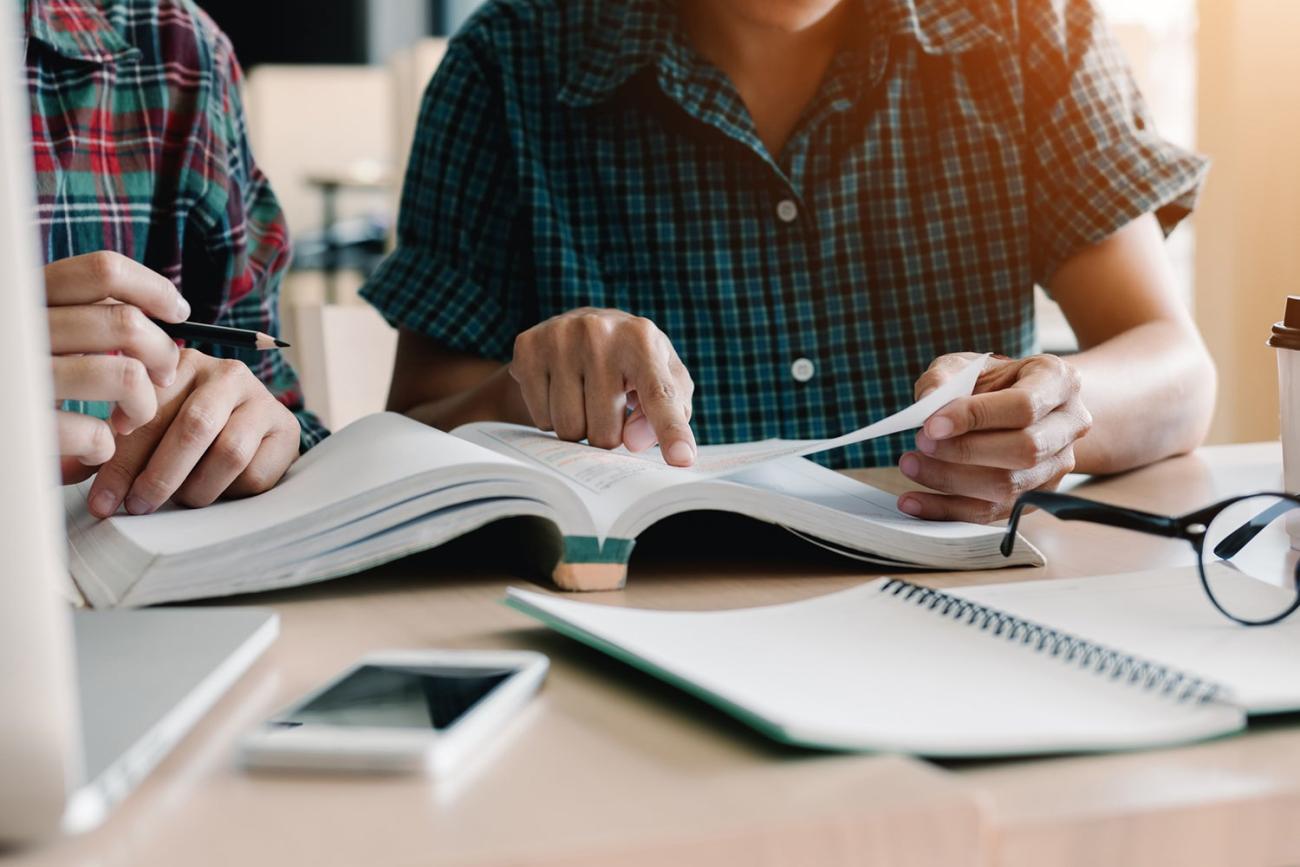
[274, 664, 518, 731]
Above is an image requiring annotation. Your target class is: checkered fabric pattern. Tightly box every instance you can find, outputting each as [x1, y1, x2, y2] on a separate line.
[362, 0, 1207, 468]
[23, 0, 328, 451]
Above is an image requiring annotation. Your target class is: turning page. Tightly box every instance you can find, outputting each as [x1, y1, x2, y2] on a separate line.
[455, 353, 987, 519]
[624, 353, 987, 477]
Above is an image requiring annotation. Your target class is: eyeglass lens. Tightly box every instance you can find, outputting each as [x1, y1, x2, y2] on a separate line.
[1201, 495, 1300, 624]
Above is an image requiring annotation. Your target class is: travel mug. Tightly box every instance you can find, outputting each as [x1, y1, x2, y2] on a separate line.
[1269, 297, 1300, 547]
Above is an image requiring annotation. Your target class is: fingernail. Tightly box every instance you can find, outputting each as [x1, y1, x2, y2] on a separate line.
[175, 296, 191, 321]
[666, 441, 694, 466]
[90, 490, 120, 518]
[899, 496, 923, 517]
[624, 416, 655, 452]
[927, 416, 954, 439]
[916, 431, 937, 455]
[125, 495, 155, 516]
[900, 453, 920, 478]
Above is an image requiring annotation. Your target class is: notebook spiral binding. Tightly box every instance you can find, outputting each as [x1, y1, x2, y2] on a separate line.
[880, 579, 1224, 705]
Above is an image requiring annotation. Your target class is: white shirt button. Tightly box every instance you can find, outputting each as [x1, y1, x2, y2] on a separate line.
[775, 199, 799, 223]
[791, 357, 816, 383]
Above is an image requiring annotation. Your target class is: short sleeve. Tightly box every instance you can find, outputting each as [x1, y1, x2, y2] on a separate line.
[361, 38, 528, 362]
[1022, 0, 1210, 286]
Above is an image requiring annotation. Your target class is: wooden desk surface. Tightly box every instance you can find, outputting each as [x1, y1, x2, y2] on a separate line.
[5, 443, 1292, 867]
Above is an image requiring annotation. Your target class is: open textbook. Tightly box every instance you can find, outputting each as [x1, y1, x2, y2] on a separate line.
[64, 355, 1041, 608]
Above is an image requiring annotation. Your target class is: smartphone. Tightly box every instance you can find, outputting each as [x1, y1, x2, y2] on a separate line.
[239, 650, 548, 775]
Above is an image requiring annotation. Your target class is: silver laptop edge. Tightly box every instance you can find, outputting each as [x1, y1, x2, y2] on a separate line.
[0, 5, 278, 846]
[0, 0, 85, 842]
[64, 609, 279, 833]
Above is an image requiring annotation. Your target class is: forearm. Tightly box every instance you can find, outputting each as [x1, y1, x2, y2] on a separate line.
[393, 363, 532, 431]
[1068, 319, 1216, 475]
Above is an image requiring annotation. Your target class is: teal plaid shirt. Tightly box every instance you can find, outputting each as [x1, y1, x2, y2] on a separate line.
[363, 0, 1207, 467]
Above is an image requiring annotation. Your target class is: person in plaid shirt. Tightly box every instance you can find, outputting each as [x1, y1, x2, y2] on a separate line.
[365, 0, 1217, 523]
[25, 0, 327, 519]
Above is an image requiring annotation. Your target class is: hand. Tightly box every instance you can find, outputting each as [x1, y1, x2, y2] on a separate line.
[85, 348, 301, 518]
[46, 252, 190, 484]
[897, 353, 1093, 523]
[509, 308, 697, 466]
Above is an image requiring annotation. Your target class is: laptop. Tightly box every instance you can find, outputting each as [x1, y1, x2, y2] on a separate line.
[0, 6, 277, 845]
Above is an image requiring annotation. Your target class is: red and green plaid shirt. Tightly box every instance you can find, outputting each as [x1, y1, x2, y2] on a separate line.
[23, 0, 328, 451]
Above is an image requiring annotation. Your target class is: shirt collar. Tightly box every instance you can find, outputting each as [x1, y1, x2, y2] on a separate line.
[25, 0, 139, 65]
[883, 0, 1003, 55]
[557, 0, 1001, 109]
[557, 0, 672, 108]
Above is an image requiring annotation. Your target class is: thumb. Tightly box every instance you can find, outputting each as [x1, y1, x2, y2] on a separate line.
[914, 352, 984, 401]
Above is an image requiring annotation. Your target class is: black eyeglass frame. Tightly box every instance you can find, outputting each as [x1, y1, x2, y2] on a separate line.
[1001, 490, 1300, 627]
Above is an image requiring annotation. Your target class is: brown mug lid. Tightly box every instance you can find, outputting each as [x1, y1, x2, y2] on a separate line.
[1270, 296, 1300, 350]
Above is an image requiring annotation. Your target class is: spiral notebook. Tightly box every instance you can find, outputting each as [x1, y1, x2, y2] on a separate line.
[503, 568, 1300, 757]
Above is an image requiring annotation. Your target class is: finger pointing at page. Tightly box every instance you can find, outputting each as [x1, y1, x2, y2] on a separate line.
[625, 373, 695, 466]
[510, 307, 698, 466]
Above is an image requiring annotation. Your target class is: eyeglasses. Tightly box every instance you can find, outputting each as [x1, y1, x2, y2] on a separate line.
[1001, 491, 1300, 626]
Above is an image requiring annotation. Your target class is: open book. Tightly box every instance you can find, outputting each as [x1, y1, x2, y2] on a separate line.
[64, 356, 1041, 608]
[506, 565, 1299, 756]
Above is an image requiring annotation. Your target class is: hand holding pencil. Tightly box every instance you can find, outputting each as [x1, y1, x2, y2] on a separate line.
[45, 252, 300, 508]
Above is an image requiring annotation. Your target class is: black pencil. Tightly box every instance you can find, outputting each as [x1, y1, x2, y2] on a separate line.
[151, 320, 290, 351]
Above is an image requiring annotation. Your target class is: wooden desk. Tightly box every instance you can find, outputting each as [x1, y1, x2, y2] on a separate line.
[5, 443, 1292, 867]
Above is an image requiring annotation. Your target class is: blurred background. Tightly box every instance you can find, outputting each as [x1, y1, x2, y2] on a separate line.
[200, 0, 1289, 454]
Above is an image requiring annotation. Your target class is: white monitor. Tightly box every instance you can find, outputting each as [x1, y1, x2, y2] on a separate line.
[0, 1, 90, 844]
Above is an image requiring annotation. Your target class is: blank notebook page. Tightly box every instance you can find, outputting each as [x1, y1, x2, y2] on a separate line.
[956, 568, 1300, 714]
[507, 580, 1244, 757]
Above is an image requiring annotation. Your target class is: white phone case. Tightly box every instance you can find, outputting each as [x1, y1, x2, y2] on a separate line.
[239, 649, 548, 775]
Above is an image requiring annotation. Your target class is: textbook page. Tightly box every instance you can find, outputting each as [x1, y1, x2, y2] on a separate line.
[65, 413, 531, 558]
[727, 458, 1006, 542]
[454, 353, 986, 530]
[452, 425, 690, 535]
[632, 353, 987, 477]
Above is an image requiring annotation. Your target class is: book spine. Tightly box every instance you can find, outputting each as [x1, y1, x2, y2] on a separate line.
[551, 536, 636, 592]
[880, 579, 1226, 705]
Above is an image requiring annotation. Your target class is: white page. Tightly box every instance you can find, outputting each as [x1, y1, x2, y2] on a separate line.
[625, 353, 987, 476]
[507, 581, 1242, 756]
[455, 353, 986, 514]
[727, 458, 1004, 541]
[452, 425, 692, 536]
[65, 413, 528, 557]
[955, 568, 1300, 714]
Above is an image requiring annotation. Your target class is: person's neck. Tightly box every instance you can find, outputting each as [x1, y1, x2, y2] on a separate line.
[681, 2, 857, 157]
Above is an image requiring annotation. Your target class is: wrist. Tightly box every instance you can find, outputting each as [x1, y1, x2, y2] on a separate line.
[406, 364, 529, 430]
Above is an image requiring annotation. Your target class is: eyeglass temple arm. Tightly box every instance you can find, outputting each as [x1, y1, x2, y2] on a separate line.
[1000, 492, 1181, 557]
[1209, 498, 1296, 560]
